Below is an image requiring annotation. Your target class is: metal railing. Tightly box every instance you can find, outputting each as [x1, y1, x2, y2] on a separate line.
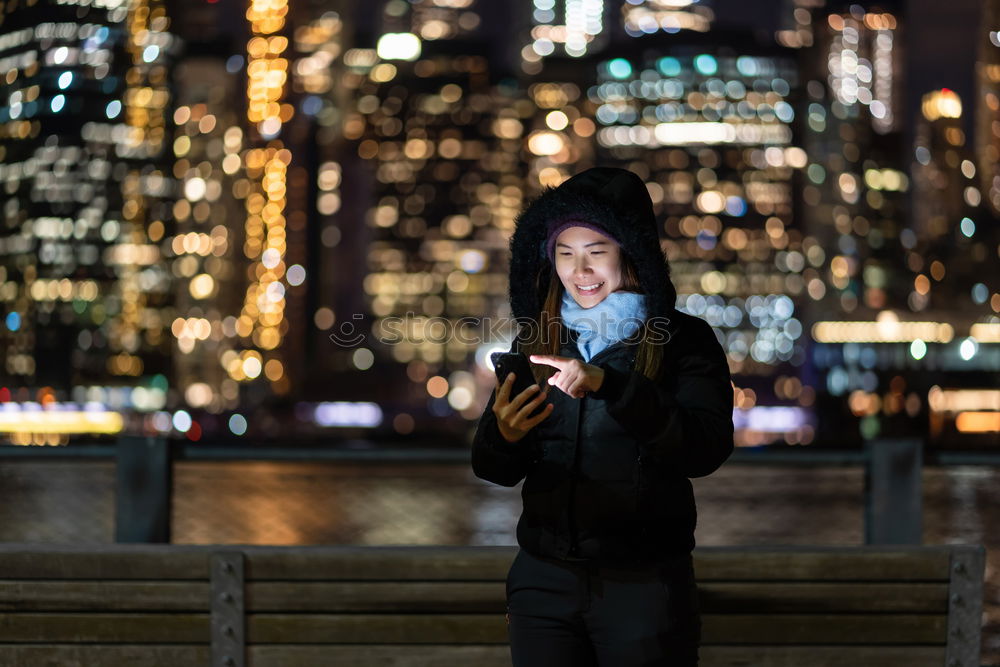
[0, 436, 997, 544]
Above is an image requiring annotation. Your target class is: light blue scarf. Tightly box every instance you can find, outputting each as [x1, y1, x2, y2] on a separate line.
[560, 289, 647, 362]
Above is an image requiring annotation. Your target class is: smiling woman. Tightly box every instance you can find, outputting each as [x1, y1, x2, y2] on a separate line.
[471, 167, 735, 666]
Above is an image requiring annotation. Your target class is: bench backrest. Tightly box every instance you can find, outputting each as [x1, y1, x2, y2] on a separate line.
[0, 544, 984, 667]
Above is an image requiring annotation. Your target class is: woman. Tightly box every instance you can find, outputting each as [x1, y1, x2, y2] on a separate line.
[472, 167, 734, 666]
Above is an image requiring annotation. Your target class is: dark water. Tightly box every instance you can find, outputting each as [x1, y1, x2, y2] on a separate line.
[0, 460, 996, 663]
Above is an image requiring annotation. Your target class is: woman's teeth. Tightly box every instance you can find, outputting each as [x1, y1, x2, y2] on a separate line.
[577, 282, 603, 294]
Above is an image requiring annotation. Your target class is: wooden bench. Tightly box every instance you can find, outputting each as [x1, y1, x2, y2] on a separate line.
[0, 544, 984, 667]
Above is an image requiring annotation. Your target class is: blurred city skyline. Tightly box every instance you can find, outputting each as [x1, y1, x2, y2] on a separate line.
[0, 0, 997, 449]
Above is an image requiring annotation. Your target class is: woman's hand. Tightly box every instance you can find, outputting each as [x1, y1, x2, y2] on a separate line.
[529, 355, 604, 399]
[493, 372, 554, 443]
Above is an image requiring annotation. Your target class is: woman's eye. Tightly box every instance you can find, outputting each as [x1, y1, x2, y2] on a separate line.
[590, 251, 605, 255]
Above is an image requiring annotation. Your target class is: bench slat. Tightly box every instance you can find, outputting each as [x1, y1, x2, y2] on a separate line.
[250, 581, 507, 612]
[245, 644, 946, 667]
[694, 551, 952, 581]
[0, 546, 958, 582]
[244, 547, 514, 581]
[701, 613, 947, 645]
[700, 645, 945, 667]
[248, 613, 504, 644]
[250, 644, 511, 667]
[244, 613, 947, 645]
[0, 614, 208, 642]
[697, 582, 948, 613]
[0, 552, 210, 580]
[0, 547, 507, 581]
[0, 645, 209, 666]
[0, 643, 945, 667]
[243, 548, 955, 582]
[0, 582, 208, 611]
[0, 581, 946, 614]
[246, 581, 946, 614]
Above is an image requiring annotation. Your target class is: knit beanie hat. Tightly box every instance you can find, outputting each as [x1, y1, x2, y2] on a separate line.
[544, 220, 620, 261]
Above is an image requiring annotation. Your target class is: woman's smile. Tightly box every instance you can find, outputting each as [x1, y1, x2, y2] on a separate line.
[575, 281, 604, 295]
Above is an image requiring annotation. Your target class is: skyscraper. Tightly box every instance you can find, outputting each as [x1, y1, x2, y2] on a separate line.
[340, 2, 527, 433]
[977, 0, 1000, 216]
[164, 0, 358, 438]
[0, 0, 174, 442]
[803, 5, 999, 447]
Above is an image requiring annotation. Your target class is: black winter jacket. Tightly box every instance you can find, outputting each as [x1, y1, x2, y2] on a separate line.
[471, 167, 734, 565]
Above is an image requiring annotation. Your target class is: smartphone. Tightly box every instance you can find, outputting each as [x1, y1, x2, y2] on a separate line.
[490, 352, 546, 416]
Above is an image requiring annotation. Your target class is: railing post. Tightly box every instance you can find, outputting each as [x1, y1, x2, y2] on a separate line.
[115, 435, 172, 543]
[864, 437, 923, 545]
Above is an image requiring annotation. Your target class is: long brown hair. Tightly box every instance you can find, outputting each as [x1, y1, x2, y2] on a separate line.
[519, 252, 664, 386]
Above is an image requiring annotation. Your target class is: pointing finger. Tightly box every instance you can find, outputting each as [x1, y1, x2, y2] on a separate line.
[529, 354, 568, 369]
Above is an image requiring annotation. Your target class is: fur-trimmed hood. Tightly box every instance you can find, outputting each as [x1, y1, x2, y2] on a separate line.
[508, 167, 677, 324]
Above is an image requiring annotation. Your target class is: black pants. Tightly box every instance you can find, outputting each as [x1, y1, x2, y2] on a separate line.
[505, 549, 701, 667]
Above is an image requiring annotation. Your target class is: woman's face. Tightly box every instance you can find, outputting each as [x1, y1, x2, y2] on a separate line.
[553, 226, 623, 308]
